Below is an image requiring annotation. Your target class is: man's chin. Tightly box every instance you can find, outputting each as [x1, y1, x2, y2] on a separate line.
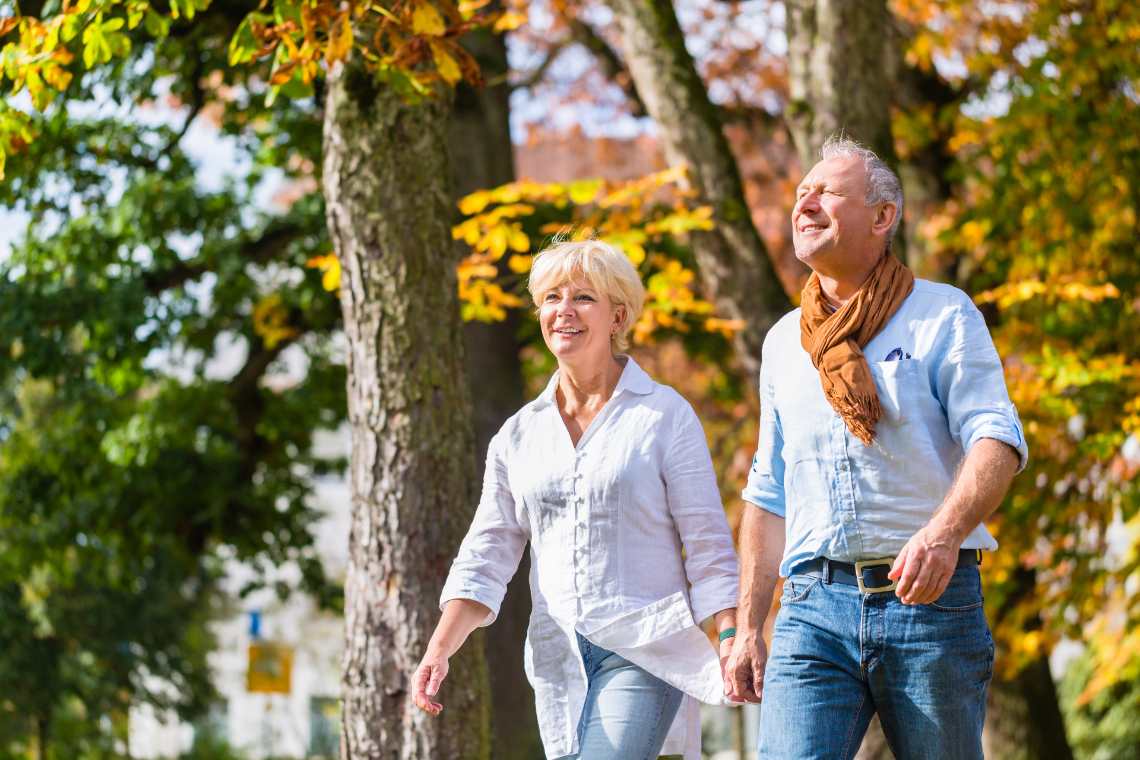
[793, 246, 827, 269]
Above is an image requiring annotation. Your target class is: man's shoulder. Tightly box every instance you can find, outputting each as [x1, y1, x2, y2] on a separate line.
[910, 279, 975, 311]
[763, 308, 804, 349]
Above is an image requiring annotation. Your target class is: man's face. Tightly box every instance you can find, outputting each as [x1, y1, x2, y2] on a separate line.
[791, 156, 880, 274]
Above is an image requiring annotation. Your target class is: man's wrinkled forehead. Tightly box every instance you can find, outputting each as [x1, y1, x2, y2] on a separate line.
[797, 155, 866, 194]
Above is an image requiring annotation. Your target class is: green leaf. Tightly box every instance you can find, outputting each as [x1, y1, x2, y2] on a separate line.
[143, 9, 170, 37]
[273, 0, 302, 27]
[228, 13, 258, 66]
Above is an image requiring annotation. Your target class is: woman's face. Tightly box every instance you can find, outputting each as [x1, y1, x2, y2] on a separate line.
[538, 280, 624, 364]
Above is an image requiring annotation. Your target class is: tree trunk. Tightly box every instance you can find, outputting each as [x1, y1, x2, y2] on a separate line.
[785, 0, 904, 262]
[450, 27, 544, 760]
[325, 58, 489, 759]
[601, 0, 791, 376]
[984, 656, 1074, 760]
[785, 0, 898, 173]
[884, 19, 966, 282]
[36, 713, 48, 760]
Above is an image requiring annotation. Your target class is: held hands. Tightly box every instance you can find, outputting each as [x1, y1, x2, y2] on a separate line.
[411, 651, 449, 716]
[888, 524, 962, 605]
[722, 631, 767, 704]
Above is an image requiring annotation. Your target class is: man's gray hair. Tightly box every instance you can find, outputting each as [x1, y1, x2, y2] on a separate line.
[819, 135, 904, 241]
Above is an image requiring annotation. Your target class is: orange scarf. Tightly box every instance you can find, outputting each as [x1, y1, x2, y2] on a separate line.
[799, 253, 915, 445]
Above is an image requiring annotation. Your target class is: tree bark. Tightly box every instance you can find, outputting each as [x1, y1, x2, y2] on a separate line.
[601, 0, 791, 376]
[450, 27, 544, 760]
[984, 657, 1075, 760]
[325, 59, 489, 759]
[785, 0, 904, 262]
[884, 19, 968, 282]
[785, 0, 898, 173]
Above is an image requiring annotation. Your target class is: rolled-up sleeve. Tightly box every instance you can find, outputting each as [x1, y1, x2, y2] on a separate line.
[741, 338, 787, 516]
[663, 403, 739, 623]
[936, 300, 1029, 472]
[439, 432, 528, 626]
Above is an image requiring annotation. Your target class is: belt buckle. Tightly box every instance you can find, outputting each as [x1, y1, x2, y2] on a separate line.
[854, 558, 897, 594]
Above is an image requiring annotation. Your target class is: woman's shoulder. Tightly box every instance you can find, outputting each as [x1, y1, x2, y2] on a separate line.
[624, 369, 700, 431]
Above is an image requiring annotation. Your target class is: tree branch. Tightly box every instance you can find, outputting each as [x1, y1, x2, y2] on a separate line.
[567, 18, 647, 117]
[142, 222, 305, 295]
[509, 39, 571, 91]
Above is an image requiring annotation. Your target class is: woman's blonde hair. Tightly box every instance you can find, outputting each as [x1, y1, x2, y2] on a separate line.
[527, 239, 646, 352]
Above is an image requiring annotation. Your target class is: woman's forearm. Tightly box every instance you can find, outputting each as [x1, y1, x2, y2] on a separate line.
[713, 608, 737, 636]
[425, 598, 493, 658]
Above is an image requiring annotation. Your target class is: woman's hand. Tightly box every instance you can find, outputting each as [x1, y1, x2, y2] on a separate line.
[411, 651, 450, 716]
[409, 599, 492, 716]
[718, 636, 734, 679]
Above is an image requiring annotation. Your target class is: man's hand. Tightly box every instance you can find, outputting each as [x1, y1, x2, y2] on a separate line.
[888, 525, 962, 605]
[722, 630, 768, 704]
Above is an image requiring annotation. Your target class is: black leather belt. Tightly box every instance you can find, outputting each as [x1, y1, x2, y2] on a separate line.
[791, 549, 982, 594]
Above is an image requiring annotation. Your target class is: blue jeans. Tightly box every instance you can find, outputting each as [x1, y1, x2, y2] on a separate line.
[757, 564, 994, 759]
[556, 632, 684, 759]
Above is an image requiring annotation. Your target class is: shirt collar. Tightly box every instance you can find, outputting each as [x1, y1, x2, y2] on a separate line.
[535, 355, 654, 409]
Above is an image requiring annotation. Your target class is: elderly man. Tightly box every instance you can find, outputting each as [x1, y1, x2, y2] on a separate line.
[723, 136, 1026, 759]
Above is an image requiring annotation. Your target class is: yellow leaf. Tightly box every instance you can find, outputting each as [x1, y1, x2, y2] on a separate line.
[704, 317, 746, 337]
[430, 41, 462, 86]
[507, 255, 532, 274]
[457, 260, 497, 282]
[252, 293, 300, 348]
[306, 253, 341, 292]
[458, 0, 492, 15]
[326, 13, 353, 64]
[485, 283, 524, 308]
[567, 178, 601, 205]
[411, 2, 447, 36]
[321, 259, 341, 292]
[493, 11, 527, 32]
[508, 225, 529, 253]
[480, 225, 510, 259]
[458, 190, 492, 215]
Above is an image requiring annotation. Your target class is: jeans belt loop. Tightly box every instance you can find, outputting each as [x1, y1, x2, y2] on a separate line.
[823, 559, 832, 584]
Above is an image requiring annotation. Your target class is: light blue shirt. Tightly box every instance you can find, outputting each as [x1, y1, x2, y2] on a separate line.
[742, 279, 1028, 577]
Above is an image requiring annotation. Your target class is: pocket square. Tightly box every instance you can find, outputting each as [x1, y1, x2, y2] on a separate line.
[884, 347, 912, 361]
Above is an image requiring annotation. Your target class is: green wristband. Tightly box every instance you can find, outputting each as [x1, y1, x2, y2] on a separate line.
[718, 627, 737, 642]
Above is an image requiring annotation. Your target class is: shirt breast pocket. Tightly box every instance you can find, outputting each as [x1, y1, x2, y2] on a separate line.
[870, 359, 925, 425]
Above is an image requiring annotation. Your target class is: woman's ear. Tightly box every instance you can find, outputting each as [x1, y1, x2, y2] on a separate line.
[612, 304, 626, 334]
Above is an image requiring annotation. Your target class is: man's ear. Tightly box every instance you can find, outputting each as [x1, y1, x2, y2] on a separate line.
[873, 202, 898, 236]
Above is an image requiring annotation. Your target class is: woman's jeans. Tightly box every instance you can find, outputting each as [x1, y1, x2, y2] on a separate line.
[557, 632, 684, 759]
[758, 564, 994, 760]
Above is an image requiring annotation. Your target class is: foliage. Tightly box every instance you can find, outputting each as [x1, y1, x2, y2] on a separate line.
[1059, 614, 1140, 760]
[0, 0, 528, 178]
[0, 1, 344, 752]
[451, 165, 747, 344]
[904, 0, 1140, 682]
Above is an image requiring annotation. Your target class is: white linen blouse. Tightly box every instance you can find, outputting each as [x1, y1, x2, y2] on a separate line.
[440, 356, 739, 759]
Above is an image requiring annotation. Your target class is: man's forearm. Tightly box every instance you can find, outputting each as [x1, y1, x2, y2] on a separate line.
[737, 506, 785, 635]
[928, 437, 1021, 543]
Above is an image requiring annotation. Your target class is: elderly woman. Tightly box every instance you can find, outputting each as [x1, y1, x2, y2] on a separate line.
[410, 240, 739, 760]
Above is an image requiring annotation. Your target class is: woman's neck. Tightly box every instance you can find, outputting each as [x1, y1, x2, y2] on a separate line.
[557, 354, 624, 409]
